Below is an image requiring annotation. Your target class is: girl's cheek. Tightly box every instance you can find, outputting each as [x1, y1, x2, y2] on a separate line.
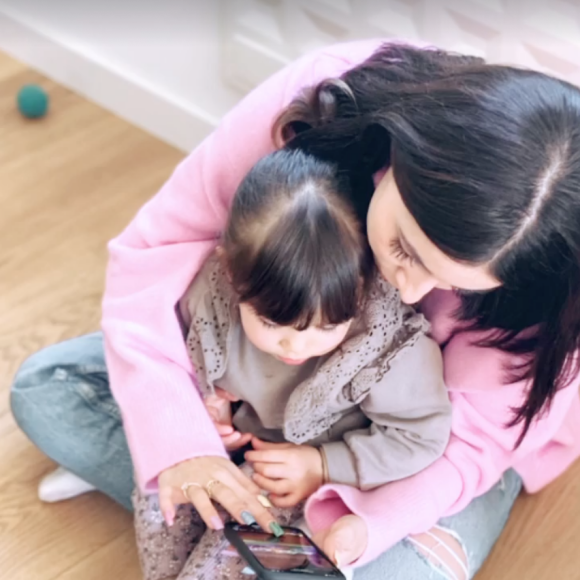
[327, 330, 349, 349]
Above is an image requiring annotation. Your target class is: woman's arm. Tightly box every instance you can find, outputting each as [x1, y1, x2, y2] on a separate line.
[101, 44, 376, 492]
[305, 328, 580, 567]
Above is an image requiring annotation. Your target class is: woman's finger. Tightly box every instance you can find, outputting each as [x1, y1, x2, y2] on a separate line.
[220, 432, 240, 445]
[252, 473, 292, 495]
[158, 486, 177, 526]
[252, 462, 291, 480]
[215, 423, 236, 436]
[215, 471, 282, 536]
[214, 386, 240, 402]
[223, 432, 253, 451]
[233, 432, 254, 449]
[215, 387, 240, 403]
[221, 434, 242, 449]
[183, 484, 224, 530]
[209, 482, 250, 525]
[239, 432, 253, 444]
[206, 406, 220, 421]
[226, 464, 263, 496]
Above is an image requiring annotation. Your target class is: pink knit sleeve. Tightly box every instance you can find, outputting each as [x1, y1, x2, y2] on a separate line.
[304, 328, 580, 567]
[101, 48, 364, 492]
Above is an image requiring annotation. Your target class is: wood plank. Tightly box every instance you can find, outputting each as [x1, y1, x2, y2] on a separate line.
[57, 529, 142, 580]
[0, 50, 183, 580]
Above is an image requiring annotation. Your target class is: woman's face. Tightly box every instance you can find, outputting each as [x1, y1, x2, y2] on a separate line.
[367, 168, 501, 304]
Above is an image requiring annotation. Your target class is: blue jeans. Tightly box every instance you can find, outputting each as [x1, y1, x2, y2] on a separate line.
[10, 333, 522, 579]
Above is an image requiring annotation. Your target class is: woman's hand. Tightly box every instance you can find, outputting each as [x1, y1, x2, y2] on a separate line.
[158, 456, 282, 536]
[245, 437, 324, 507]
[205, 388, 253, 451]
[312, 514, 368, 568]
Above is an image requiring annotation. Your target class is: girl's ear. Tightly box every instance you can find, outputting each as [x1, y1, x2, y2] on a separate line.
[215, 245, 233, 282]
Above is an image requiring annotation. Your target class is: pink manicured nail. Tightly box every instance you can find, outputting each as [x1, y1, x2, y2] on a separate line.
[164, 511, 175, 527]
[211, 516, 224, 530]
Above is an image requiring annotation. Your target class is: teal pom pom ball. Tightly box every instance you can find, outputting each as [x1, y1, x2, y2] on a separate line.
[17, 84, 49, 119]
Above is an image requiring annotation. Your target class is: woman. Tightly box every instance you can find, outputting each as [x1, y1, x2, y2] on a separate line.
[11, 39, 580, 580]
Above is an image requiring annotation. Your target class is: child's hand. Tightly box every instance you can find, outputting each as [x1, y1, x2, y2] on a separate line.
[205, 388, 253, 451]
[245, 437, 324, 507]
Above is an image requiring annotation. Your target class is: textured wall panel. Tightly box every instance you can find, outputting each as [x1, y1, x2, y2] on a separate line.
[221, 0, 580, 94]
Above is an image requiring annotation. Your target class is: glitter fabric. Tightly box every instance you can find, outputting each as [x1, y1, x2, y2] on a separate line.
[133, 464, 304, 580]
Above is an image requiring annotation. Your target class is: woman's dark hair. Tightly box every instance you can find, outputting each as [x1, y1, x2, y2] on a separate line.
[222, 149, 372, 330]
[274, 43, 580, 444]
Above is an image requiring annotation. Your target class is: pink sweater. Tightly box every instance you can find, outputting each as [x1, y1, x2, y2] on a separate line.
[101, 39, 580, 567]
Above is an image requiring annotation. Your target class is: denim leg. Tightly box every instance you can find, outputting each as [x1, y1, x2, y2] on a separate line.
[354, 470, 523, 579]
[10, 332, 134, 510]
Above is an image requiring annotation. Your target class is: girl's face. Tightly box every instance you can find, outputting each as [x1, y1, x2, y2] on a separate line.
[367, 168, 502, 304]
[239, 304, 353, 365]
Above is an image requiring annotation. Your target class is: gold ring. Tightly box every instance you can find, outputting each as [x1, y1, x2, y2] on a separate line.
[181, 481, 203, 500]
[205, 479, 221, 500]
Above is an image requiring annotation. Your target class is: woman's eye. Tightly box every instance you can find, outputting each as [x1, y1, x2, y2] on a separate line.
[454, 287, 486, 296]
[260, 318, 278, 329]
[389, 239, 416, 265]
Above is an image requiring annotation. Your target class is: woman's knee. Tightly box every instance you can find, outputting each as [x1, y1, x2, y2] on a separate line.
[408, 527, 469, 580]
[12, 332, 105, 389]
[11, 331, 104, 404]
[10, 332, 107, 442]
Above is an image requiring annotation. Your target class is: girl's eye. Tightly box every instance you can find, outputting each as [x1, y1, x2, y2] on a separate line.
[260, 318, 278, 329]
[389, 238, 416, 265]
[319, 324, 338, 332]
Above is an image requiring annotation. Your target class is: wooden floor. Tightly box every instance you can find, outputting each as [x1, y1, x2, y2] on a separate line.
[1, 52, 579, 580]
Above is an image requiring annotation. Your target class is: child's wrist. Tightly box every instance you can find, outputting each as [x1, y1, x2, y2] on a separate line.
[318, 447, 330, 484]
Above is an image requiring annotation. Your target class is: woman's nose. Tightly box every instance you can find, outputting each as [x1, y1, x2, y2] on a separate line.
[395, 268, 438, 304]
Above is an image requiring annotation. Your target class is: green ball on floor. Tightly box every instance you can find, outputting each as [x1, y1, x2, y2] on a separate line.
[17, 84, 49, 118]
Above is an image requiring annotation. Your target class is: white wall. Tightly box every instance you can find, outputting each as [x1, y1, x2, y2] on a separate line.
[2, 0, 580, 152]
[221, 0, 580, 91]
[0, 0, 244, 150]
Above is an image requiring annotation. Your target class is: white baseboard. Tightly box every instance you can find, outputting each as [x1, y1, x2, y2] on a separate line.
[0, 5, 217, 152]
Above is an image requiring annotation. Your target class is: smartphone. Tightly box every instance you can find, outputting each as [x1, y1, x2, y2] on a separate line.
[224, 523, 346, 580]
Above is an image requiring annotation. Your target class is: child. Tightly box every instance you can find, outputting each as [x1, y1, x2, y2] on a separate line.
[133, 148, 452, 580]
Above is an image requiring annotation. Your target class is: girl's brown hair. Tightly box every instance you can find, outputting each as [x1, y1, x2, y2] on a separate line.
[223, 148, 373, 329]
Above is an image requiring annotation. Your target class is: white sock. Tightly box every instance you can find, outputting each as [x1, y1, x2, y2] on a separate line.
[38, 467, 97, 502]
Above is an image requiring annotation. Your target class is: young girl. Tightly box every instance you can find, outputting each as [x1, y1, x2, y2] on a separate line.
[133, 148, 452, 580]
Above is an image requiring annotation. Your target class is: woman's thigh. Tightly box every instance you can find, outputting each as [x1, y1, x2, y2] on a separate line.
[10, 331, 134, 509]
[354, 470, 523, 580]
